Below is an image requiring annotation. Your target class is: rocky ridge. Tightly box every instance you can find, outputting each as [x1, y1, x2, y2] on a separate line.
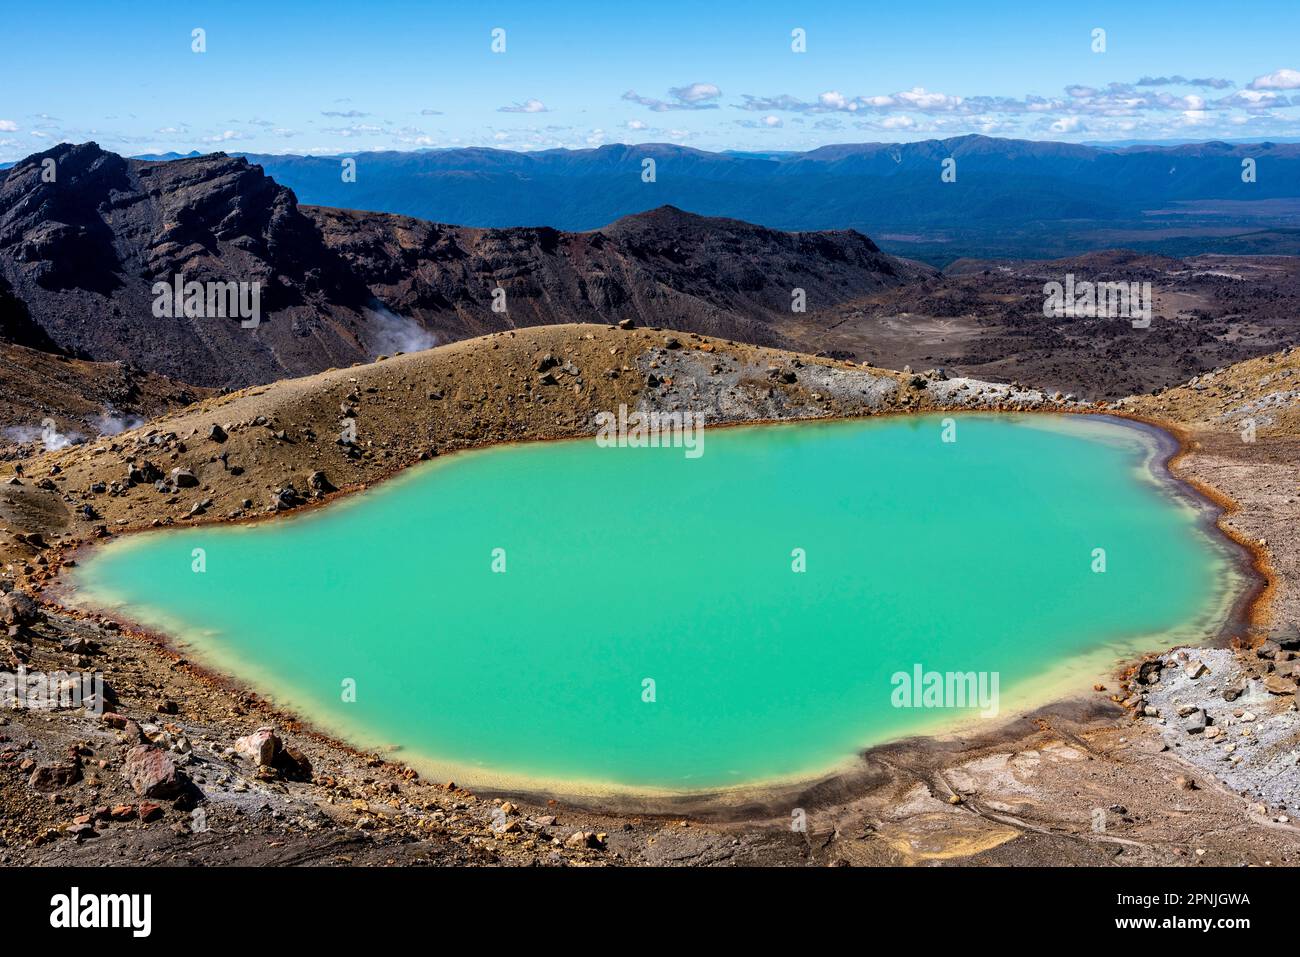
[0, 143, 930, 389]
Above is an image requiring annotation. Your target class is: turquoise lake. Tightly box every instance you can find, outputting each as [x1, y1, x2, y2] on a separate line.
[71, 414, 1240, 794]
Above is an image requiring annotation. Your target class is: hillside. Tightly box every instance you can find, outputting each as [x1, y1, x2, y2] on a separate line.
[0, 143, 929, 388]
[309, 203, 929, 347]
[0, 343, 208, 456]
[0, 143, 373, 387]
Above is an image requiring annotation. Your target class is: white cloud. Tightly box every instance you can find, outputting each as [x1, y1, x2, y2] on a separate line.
[819, 91, 850, 110]
[623, 84, 721, 112]
[1176, 110, 1212, 127]
[321, 124, 383, 137]
[626, 119, 647, 130]
[0, 120, 17, 132]
[498, 98, 548, 114]
[1249, 68, 1300, 90]
[669, 82, 721, 104]
[1217, 88, 1286, 110]
[892, 87, 965, 111]
[723, 71, 1300, 143]
[756, 86, 966, 115]
[199, 129, 248, 143]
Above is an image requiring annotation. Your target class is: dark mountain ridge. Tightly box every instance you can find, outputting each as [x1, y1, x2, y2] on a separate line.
[0, 143, 930, 387]
[311, 202, 928, 346]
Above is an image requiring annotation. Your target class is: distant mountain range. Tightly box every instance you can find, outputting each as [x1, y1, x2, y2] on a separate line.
[0, 143, 927, 388]
[228, 136, 1300, 263]
[6, 135, 1298, 262]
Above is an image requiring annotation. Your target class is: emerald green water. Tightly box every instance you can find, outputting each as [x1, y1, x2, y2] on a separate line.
[72, 414, 1238, 793]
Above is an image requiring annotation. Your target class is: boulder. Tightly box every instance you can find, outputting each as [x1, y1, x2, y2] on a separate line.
[170, 468, 199, 488]
[276, 744, 313, 781]
[564, 830, 606, 849]
[270, 486, 303, 511]
[28, 762, 81, 792]
[306, 470, 335, 494]
[1, 590, 39, 626]
[60, 635, 96, 656]
[235, 726, 280, 767]
[1274, 625, 1300, 652]
[1264, 674, 1297, 696]
[82, 681, 117, 715]
[1273, 658, 1300, 678]
[123, 744, 188, 798]
[68, 821, 97, 840]
[126, 461, 163, 485]
[1136, 659, 1162, 685]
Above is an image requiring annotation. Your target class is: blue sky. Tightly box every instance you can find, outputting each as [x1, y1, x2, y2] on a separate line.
[3, 0, 1299, 161]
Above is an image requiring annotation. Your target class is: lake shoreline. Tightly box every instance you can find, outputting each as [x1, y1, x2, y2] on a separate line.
[47, 410, 1265, 815]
